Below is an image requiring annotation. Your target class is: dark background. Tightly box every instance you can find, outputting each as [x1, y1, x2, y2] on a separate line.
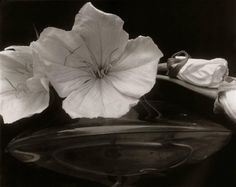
[1, 0, 236, 186]
[0, 0, 236, 74]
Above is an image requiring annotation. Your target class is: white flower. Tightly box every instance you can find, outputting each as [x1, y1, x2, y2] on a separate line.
[214, 77, 236, 123]
[0, 46, 49, 123]
[177, 57, 228, 88]
[31, 2, 163, 118]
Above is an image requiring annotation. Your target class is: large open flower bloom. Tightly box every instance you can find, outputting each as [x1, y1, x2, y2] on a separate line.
[0, 46, 49, 123]
[31, 2, 163, 118]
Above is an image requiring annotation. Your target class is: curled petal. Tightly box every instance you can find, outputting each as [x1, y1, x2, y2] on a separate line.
[4, 45, 33, 69]
[0, 46, 49, 123]
[109, 36, 163, 98]
[5, 45, 32, 53]
[72, 2, 129, 67]
[63, 78, 138, 118]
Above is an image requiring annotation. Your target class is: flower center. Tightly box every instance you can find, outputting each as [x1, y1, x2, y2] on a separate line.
[92, 65, 112, 79]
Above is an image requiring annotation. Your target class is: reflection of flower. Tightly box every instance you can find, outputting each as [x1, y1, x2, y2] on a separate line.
[31, 2, 163, 118]
[0, 46, 49, 123]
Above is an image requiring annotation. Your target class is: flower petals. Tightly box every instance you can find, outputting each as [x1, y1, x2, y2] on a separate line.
[0, 46, 49, 123]
[31, 27, 94, 67]
[0, 88, 49, 124]
[43, 62, 92, 98]
[109, 36, 163, 98]
[214, 77, 236, 123]
[0, 47, 32, 90]
[72, 2, 129, 67]
[30, 3, 163, 119]
[217, 90, 236, 123]
[63, 78, 138, 118]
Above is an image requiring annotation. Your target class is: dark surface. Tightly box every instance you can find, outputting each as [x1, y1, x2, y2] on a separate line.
[1, 0, 236, 187]
[6, 115, 231, 186]
[1, 78, 236, 187]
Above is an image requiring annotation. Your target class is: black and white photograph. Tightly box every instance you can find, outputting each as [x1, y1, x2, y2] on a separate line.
[1, 0, 236, 186]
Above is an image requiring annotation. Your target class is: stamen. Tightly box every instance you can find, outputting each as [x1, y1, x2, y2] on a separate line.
[90, 69, 96, 78]
[96, 68, 103, 78]
[100, 69, 106, 77]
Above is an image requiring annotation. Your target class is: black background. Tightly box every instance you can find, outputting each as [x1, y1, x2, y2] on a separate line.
[1, 0, 236, 186]
[0, 0, 236, 74]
